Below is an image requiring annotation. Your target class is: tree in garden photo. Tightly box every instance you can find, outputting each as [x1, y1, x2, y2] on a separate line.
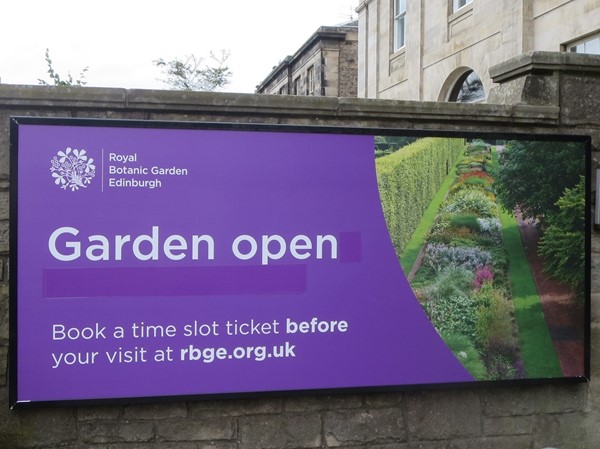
[538, 176, 586, 294]
[494, 140, 586, 293]
[493, 140, 585, 225]
[374, 135, 419, 158]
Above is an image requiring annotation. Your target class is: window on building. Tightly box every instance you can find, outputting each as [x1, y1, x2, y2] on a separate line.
[394, 0, 407, 51]
[453, 0, 472, 13]
[306, 66, 315, 95]
[568, 34, 600, 55]
[279, 85, 287, 95]
[449, 70, 485, 103]
[293, 77, 301, 95]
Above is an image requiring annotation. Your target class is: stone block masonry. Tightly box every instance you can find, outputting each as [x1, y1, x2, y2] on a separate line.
[0, 51, 599, 448]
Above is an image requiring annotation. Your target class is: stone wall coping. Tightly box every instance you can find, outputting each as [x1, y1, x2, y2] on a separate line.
[490, 51, 600, 83]
[0, 84, 560, 126]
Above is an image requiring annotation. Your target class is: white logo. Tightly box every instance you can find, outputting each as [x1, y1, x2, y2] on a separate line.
[50, 148, 96, 191]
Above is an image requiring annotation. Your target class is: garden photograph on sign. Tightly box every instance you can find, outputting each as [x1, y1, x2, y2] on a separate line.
[9, 118, 590, 407]
[375, 136, 588, 381]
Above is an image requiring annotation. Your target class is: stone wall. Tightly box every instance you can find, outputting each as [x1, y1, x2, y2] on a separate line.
[0, 52, 599, 448]
[339, 38, 359, 97]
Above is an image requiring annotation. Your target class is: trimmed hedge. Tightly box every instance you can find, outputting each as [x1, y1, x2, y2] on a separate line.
[376, 137, 464, 257]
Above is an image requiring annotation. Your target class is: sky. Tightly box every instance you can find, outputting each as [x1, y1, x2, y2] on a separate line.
[0, 0, 359, 94]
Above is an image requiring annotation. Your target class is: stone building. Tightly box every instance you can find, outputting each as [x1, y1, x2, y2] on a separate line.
[357, 0, 600, 101]
[256, 22, 358, 97]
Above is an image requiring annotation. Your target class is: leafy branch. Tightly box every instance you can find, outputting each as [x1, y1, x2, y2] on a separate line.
[38, 48, 89, 87]
[153, 50, 232, 92]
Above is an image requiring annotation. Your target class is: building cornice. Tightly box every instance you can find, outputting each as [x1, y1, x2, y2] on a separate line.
[356, 0, 375, 13]
[255, 26, 358, 93]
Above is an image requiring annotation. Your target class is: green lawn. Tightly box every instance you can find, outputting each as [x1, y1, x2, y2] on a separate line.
[491, 148, 562, 378]
[498, 210, 562, 378]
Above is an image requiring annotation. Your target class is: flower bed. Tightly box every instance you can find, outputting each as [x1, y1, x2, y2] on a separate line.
[410, 142, 524, 380]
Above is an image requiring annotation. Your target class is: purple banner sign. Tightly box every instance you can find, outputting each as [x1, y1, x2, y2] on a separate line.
[11, 120, 481, 405]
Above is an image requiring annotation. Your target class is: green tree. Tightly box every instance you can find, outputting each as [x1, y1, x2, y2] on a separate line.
[538, 176, 586, 294]
[374, 136, 419, 158]
[493, 140, 585, 224]
[153, 50, 231, 91]
[38, 48, 89, 87]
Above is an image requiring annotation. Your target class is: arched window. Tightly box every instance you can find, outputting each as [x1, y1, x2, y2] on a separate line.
[448, 70, 485, 103]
